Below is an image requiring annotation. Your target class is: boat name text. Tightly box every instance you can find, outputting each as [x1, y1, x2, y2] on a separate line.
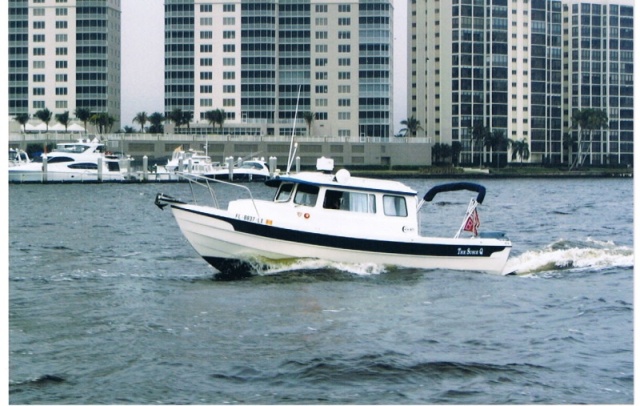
[457, 247, 484, 256]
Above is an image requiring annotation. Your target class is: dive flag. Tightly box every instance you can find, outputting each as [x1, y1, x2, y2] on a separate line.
[464, 208, 480, 236]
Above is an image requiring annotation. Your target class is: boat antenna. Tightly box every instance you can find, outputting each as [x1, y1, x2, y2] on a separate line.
[286, 85, 302, 174]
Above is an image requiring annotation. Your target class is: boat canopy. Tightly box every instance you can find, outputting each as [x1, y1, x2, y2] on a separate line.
[422, 182, 486, 204]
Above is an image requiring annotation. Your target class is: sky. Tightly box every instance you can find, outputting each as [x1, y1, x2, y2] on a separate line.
[120, 0, 407, 133]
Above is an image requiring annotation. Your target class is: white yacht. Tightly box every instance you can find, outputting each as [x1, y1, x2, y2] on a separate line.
[9, 138, 131, 183]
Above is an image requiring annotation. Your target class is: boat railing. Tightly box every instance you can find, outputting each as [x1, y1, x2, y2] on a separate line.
[176, 172, 261, 217]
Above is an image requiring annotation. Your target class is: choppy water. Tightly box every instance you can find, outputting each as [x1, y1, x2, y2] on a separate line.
[9, 178, 634, 404]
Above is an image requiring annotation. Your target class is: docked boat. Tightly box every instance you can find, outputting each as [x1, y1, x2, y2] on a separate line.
[157, 146, 221, 175]
[154, 157, 512, 279]
[202, 158, 271, 182]
[9, 138, 132, 183]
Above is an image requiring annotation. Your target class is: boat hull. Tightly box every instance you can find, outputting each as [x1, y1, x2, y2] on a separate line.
[170, 204, 512, 279]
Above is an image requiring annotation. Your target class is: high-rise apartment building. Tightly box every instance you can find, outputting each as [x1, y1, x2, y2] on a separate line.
[8, 0, 122, 129]
[165, 0, 393, 138]
[409, 0, 633, 165]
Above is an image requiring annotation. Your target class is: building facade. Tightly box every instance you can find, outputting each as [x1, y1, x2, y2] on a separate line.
[409, 0, 633, 166]
[8, 0, 122, 129]
[164, 0, 393, 139]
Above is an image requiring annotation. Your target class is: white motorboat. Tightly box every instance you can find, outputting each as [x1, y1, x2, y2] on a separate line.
[9, 138, 131, 183]
[148, 146, 221, 181]
[155, 157, 512, 279]
[202, 158, 271, 182]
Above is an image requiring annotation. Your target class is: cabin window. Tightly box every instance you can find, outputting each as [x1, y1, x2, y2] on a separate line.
[107, 162, 120, 172]
[294, 183, 319, 206]
[274, 182, 294, 202]
[383, 195, 408, 217]
[47, 156, 74, 163]
[323, 189, 376, 213]
[68, 163, 98, 170]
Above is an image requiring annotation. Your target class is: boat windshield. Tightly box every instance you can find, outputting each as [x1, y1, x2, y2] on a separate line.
[274, 182, 294, 202]
[293, 184, 319, 207]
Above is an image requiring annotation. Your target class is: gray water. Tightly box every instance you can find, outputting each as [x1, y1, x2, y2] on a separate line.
[9, 178, 634, 404]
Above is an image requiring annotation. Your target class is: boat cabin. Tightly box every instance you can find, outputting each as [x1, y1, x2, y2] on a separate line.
[227, 158, 421, 240]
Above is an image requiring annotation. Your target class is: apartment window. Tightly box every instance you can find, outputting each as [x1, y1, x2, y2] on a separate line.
[338, 18, 350, 26]
[223, 17, 235, 25]
[55, 100, 68, 109]
[200, 31, 213, 39]
[34, 0, 44, 2]
[56, 47, 67, 56]
[223, 31, 235, 39]
[316, 98, 328, 107]
[338, 31, 350, 39]
[200, 44, 213, 53]
[223, 98, 235, 107]
[223, 58, 235, 66]
[223, 44, 235, 52]
[338, 99, 350, 106]
[200, 85, 213, 93]
[223, 71, 235, 80]
[33, 88, 45, 95]
[55, 34, 67, 42]
[33, 34, 45, 42]
[55, 74, 67, 82]
[339, 5, 351, 12]
[200, 71, 213, 80]
[338, 85, 350, 93]
[315, 72, 328, 80]
[338, 45, 350, 53]
[338, 129, 350, 137]
[55, 87, 67, 95]
[33, 61, 45, 69]
[315, 58, 328, 66]
[316, 112, 328, 120]
[33, 8, 45, 16]
[33, 21, 45, 29]
[200, 98, 213, 107]
[56, 60, 67, 68]
[200, 17, 213, 26]
[315, 44, 328, 53]
[33, 101, 45, 109]
[200, 4, 212, 12]
[315, 31, 328, 39]
[338, 72, 350, 80]
[338, 112, 351, 120]
[56, 21, 67, 29]
[338, 58, 350, 66]
[316, 4, 327, 12]
[33, 74, 45, 82]
[200, 58, 213, 66]
[223, 85, 235, 93]
[316, 17, 328, 26]
[55, 8, 68, 16]
[315, 85, 328, 93]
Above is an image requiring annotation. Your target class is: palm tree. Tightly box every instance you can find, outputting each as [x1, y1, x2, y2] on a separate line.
[562, 130, 577, 167]
[451, 141, 462, 166]
[470, 122, 490, 167]
[148, 112, 165, 134]
[302, 111, 316, 137]
[570, 108, 608, 170]
[213, 109, 225, 133]
[510, 139, 530, 163]
[14, 113, 29, 132]
[132, 112, 148, 133]
[90, 112, 114, 134]
[34, 108, 53, 132]
[55, 111, 70, 132]
[168, 108, 184, 129]
[74, 107, 92, 133]
[400, 116, 423, 137]
[486, 130, 509, 168]
[204, 110, 217, 133]
[183, 111, 193, 130]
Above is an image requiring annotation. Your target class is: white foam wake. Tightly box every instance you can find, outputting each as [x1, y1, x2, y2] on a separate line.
[257, 258, 388, 276]
[503, 238, 634, 276]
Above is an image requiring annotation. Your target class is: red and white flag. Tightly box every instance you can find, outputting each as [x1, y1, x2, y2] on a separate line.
[463, 208, 480, 236]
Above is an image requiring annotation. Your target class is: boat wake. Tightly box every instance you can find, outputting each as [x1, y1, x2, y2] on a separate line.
[255, 258, 389, 277]
[503, 238, 634, 276]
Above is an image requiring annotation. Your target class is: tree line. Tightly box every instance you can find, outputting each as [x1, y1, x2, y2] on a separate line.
[13, 107, 115, 134]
